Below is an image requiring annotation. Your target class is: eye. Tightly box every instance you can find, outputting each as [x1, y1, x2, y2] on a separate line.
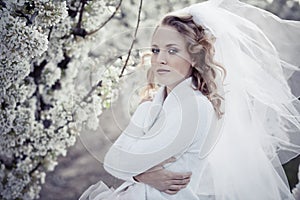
[151, 48, 160, 54]
[168, 48, 178, 55]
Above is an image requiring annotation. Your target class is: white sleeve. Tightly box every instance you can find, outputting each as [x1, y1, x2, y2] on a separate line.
[104, 94, 214, 181]
[103, 101, 152, 181]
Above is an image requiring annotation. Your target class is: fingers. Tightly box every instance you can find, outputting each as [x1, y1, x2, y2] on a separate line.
[145, 157, 177, 173]
[159, 157, 176, 166]
[145, 165, 164, 173]
[169, 171, 192, 180]
[170, 177, 190, 186]
[162, 174, 191, 195]
[177, 171, 192, 180]
[169, 184, 187, 190]
[164, 184, 187, 195]
[164, 189, 179, 195]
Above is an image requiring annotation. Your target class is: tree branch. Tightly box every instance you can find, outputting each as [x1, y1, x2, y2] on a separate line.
[47, 26, 53, 41]
[15, 10, 31, 23]
[15, 9, 38, 26]
[72, 0, 88, 37]
[81, 80, 102, 103]
[76, 0, 87, 29]
[55, 0, 141, 132]
[87, 0, 123, 36]
[119, 0, 143, 78]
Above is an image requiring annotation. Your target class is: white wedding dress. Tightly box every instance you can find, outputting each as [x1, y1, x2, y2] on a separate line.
[80, 0, 300, 199]
[80, 77, 218, 200]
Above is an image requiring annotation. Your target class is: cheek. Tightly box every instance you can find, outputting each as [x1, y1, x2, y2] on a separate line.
[151, 55, 157, 65]
[172, 60, 191, 75]
[179, 66, 191, 76]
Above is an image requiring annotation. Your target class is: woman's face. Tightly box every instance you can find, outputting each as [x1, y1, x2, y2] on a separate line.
[151, 25, 193, 90]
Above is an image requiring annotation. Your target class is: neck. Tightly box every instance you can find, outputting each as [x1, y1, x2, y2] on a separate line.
[165, 87, 171, 98]
[165, 76, 192, 97]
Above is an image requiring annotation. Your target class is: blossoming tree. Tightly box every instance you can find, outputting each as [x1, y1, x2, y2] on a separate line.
[0, 0, 126, 199]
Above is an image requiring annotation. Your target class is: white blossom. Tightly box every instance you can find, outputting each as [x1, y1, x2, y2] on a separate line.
[0, 0, 104, 199]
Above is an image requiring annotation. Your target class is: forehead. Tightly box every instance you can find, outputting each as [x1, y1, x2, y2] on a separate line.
[151, 25, 187, 47]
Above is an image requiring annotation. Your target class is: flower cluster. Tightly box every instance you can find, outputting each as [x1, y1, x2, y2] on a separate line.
[0, 0, 122, 199]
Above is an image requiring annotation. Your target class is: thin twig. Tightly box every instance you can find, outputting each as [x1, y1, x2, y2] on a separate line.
[119, 0, 143, 78]
[81, 80, 102, 103]
[76, 0, 87, 29]
[15, 10, 30, 23]
[72, 0, 88, 37]
[87, 0, 123, 36]
[47, 26, 53, 41]
[56, 0, 143, 133]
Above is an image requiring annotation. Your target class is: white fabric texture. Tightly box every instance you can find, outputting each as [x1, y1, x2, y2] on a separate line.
[79, 77, 217, 199]
[167, 0, 300, 199]
[80, 0, 300, 199]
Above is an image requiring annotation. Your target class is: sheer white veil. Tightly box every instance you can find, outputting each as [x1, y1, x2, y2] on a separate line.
[167, 0, 300, 199]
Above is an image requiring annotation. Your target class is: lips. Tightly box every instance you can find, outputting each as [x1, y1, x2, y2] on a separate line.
[156, 69, 170, 74]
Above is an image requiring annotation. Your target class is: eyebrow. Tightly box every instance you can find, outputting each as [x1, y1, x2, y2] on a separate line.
[151, 44, 180, 48]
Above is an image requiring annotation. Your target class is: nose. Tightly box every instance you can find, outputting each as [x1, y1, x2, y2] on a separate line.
[157, 51, 167, 65]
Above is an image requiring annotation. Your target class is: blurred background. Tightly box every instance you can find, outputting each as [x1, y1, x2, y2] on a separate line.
[38, 0, 300, 199]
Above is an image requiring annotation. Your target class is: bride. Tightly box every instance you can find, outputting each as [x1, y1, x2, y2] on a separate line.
[80, 0, 300, 199]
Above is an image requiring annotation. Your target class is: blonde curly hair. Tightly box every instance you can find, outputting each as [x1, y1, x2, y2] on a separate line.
[141, 14, 226, 118]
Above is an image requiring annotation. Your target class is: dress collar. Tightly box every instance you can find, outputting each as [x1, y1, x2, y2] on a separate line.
[143, 77, 194, 132]
[153, 77, 194, 105]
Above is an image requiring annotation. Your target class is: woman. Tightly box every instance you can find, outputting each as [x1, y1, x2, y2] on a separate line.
[80, 0, 300, 199]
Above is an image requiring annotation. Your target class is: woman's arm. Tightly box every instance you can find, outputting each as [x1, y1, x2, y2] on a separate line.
[104, 90, 214, 183]
[133, 157, 192, 195]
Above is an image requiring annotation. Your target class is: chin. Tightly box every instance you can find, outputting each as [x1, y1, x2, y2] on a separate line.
[157, 79, 181, 89]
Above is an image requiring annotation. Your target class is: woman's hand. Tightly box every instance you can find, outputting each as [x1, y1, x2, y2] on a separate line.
[133, 157, 192, 195]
